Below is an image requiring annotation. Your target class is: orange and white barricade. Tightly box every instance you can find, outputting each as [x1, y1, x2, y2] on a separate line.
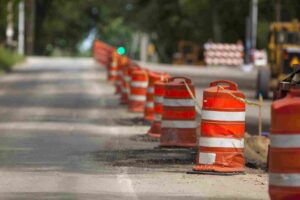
[160, 77, 197, 147]
[144, 72, 170, 122]
[269, 89, 300, 200]
[193, 80, 245, 173]
[128, 69, 149, 112]
[204, 43, 244, 66]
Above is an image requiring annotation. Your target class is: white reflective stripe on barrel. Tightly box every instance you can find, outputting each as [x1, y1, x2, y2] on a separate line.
[270, 134, 300, 148]
[201, 110, 245, 121]
[147, 87, 154, 93]
[117, 71, 123, 76]
[146, 102, 154, 108]
[163, 99, 194, 107]
[131, 81, 148, 88]
[269, 173, 300, 187]
[199, 152, 216, 164]
[154, 114, 162, 121]
[130, 95, 146, 101]
[121, 87, 129, 93]
[161, 120, 197, 128]
[109, 71, 118, 76]
[154, 96, 163, 103]
[199, 137, 244, 148]
[124, 76, 131, 81]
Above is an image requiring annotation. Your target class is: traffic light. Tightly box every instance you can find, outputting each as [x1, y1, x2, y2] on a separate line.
[117, 46, 126, 55]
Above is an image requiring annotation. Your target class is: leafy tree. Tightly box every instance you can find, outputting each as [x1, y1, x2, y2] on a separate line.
[1, 0, 300, 61]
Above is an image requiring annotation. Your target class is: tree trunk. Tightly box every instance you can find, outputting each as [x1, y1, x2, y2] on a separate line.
[26, 0, 35, 55]
[211, 0, 222, 42]
[6, 0, 15, 48]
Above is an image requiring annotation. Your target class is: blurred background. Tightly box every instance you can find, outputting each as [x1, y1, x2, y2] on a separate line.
[0, 0, 300, 63]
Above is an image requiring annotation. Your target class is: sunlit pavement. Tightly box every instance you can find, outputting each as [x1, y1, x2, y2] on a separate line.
[0, 57, 268, 200]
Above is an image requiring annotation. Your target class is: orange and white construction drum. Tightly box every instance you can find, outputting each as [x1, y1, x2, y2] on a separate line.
[108, 51, 120, 82]
[120, 61, 136, 104]
[114, 56, 129, 95]
[93, 40, 106, 65]
[269, 89, 300, 200]
[106, 46, 114, 69]
[118, 56, 130, 103]
[92, 40, 100, 62]
[93, 40, 113, 68]
[160, 77, 197, 147]
[128, 69, 149, 112]
[193, 80, 245, 173]
[144, 72, 170, 122]
[147, 80, 167, 138]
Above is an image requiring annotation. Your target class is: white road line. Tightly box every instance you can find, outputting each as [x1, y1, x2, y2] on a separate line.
[117, 167, 138, 199]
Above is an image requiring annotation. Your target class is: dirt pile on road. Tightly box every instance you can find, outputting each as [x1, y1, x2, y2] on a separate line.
[245, 134, 269, 169]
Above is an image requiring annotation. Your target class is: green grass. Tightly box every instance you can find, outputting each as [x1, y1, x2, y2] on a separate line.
[0, 46, 24, 72]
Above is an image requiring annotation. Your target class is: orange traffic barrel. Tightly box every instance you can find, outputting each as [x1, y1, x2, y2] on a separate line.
[144, 72, 170, 122]
[120, 59, 135, 104]
[105, 46, 114, 69]
[147, 80, 167, 138]
[107, 51, 119, 82]
[269, 89, 300, 199]
[93, 40, 114, 68]
[160, 77, 197, 147]
[114, 56, 128, 95]
[115, 56, 126, 94]
[128, 69, 149, 112]
[93, 40, 107, 65]
[193, 80, 245, 173]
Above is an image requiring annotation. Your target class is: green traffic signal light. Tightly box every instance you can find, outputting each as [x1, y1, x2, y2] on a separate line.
[117, 46, 126, 55]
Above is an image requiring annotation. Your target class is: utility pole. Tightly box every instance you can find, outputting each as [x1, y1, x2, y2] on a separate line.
[275, 0, 281, 22]
[250, 0, 258, 52]
[18, 0, 25, 55]
[211, 0, 221, 42]
[245, 16, 251, 64]
[140, 33, 149, 62]
[6, 0, 15, 48]
[26, 0, 35, 55]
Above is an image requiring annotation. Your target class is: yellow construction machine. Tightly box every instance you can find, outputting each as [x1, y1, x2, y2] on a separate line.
[172, 40, 204, 65]
[257, 19, 300, 98]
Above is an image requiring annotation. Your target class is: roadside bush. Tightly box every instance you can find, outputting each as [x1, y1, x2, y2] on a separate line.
[0, 47, 24, 72]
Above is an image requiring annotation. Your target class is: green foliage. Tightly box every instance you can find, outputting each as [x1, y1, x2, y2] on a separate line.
[0, 0, 21, 44]
[0, 46, 24, 71]
[120, 0, 251, 62]
[1, 0, 300, 61]
[121, 0, 300, 62]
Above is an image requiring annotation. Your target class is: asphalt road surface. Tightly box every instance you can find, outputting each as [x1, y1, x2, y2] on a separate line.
[0, 57, 268, 200]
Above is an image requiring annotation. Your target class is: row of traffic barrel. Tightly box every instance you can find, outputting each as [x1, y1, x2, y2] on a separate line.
[93, 39, 300, 200]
